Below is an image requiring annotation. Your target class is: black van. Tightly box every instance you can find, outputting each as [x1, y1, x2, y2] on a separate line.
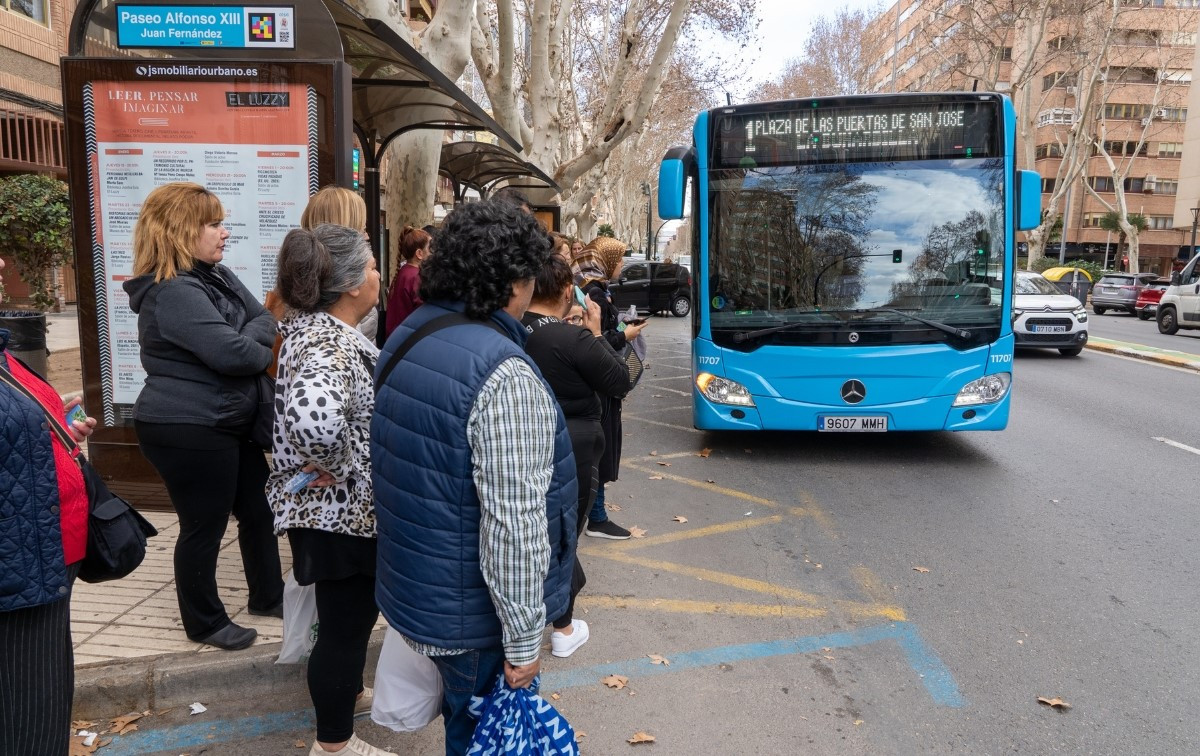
[609, 261, 692, 317]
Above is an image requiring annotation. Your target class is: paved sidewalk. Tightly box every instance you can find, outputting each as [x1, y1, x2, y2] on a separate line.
[71, 513, 293, 665]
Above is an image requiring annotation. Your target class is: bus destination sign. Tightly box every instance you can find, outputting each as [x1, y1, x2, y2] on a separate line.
[714, 99, 999, 166]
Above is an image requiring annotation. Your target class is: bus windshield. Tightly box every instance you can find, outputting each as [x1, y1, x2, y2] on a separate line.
[707, 158, 1005, 349]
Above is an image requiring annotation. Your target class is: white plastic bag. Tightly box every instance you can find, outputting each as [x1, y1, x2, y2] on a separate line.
[276, 571, 318, 664]
[371, 627, 443, 732]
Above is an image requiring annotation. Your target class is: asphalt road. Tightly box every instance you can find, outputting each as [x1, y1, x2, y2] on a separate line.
[1086, 304, 1200, 355]
[114, 315, 1200, 755]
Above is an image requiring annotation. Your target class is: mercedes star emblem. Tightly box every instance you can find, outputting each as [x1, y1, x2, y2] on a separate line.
[848, 331, 860, 343]
[841, 380, 866, 404]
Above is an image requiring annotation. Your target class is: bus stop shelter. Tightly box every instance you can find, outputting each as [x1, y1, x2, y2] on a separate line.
[61, 0, 545, 498]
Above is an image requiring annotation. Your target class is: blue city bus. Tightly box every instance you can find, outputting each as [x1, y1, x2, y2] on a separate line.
[657, 92, 1043, 432]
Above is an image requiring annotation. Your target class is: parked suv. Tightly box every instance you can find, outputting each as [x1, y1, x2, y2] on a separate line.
[1091, 272, 1159, 315]
[1157, 254, 1200, 335]
[609, 260, 692, 317]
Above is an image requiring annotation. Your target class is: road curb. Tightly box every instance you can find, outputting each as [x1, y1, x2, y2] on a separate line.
[1085, 340, 1200, 373]
[73, 630, 386, 719]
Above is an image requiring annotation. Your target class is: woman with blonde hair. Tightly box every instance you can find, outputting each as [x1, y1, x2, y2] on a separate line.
[382, 224, 431, 338]
[124, 182, 283, 650]
[266, 187, 375, 353]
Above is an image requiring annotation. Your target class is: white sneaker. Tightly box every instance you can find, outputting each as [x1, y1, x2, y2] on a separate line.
[550, 619, 590, 658]
[309, 733, 397, 756]
[353, 686, 373, 717]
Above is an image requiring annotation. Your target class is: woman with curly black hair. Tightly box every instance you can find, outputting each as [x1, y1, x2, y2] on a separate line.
[372, 198, 580, 753]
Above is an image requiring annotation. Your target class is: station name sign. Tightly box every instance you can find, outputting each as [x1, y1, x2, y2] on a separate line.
[116, 5, 295, 48]
[714, 98, 1000, 166]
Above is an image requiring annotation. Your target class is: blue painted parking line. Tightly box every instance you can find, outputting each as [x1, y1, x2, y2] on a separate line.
[541, 621, 964, 707]
[101, 621, 961, 753]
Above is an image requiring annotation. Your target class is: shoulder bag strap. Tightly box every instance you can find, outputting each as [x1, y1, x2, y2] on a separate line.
[374, 312, 507, 394]
[0, 360, 81, 457]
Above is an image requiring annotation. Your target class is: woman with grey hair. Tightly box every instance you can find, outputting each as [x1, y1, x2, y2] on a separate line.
[267, 224, 394, 756]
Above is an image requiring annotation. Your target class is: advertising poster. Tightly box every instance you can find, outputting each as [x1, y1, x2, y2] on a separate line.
[83, 79, 317, 422]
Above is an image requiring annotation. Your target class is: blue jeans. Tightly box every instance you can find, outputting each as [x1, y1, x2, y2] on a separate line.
[588, 483, 607, 523]
[430, 648, 507, 755]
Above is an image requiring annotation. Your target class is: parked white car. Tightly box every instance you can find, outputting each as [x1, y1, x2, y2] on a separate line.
[1012, 271, 1089, 357]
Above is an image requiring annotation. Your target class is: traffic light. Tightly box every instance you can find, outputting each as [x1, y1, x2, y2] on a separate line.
[892, 249, 903, 263]
[974, 230, 990, 256]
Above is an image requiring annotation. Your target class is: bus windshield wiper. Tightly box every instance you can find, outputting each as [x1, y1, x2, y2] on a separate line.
[858, 308, 973, 340]
[730, 313, 836, 343]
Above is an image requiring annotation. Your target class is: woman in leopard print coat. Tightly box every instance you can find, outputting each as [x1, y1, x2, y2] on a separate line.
[266, 223, 393, 756]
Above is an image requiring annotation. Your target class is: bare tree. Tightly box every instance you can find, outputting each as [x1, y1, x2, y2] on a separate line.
[754, 7, 875, 100]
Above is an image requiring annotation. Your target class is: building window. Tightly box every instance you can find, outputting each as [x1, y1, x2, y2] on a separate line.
[1095, 140, 1147, 156]
[1148, 215, 1174, 229]
[1089, 176, 1115, 192]
[1158, 142, 1183, 157]
[1154, 180, 1178, 195]
[1, 0, 49, 24]
[1082, 213, 1106, 228]
[1042, 177, 1058, 193]
[999, 47, 1013, 61]
[1037, 108, 1077, 127]
[1036, 143, 1064, 159]
[1159, 107, 1187, 122]
[1103, 103, 1152, 120]
[1043, 73, 1077, 90]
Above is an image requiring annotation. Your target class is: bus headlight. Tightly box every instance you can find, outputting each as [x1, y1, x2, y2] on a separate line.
[696, 372, 756, 406]
[953, 373, 1011, 406]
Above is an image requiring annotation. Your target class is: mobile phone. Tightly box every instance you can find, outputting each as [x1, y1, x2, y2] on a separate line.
[573, 286, 587, 308]
[626, 318, 647, 326]
[66, 404, 87, 426]
[285, 470, 319, 494]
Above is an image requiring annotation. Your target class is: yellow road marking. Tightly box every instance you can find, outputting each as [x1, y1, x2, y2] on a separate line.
[598, 515, 784, 552]
[622, 414, 704, 434]
[623, 462, 778, 507]
[640, 451, 701, 461]
[577, 595, 828, 619]
[851, 566, 893, 606]
[584, 549, 905, 621]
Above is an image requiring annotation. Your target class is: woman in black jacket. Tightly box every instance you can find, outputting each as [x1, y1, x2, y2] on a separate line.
[124, 182, 284, 650]
[522, 255, 630, 657]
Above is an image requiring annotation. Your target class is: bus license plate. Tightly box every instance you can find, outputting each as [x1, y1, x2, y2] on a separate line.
[819, 416, 888, 432]
[1031, 325, 1067, 333]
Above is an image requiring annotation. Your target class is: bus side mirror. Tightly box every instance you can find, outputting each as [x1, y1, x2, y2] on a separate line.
[1017, 170, 1041, 231]
[658, 158, 686, 220]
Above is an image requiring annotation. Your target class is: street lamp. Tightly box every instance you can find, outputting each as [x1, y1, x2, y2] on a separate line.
[1190, 206, 1199, 262]
[641, 182, 654, 259]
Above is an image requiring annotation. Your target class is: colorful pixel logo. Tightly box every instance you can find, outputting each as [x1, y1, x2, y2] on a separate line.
[249, 13, 276, 41]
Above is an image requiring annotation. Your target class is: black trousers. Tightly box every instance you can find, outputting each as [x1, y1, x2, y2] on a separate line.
[554, 417, 604, 629]
[137, 422, 284, 640]
[0, 563, 79, 756]
[309, 573, 379, 742]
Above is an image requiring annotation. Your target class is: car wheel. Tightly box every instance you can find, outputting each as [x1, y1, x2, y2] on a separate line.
[1137, 310, 1150, 321]
[1093, 305, 1107, 315]
[1059, 346, 1083, 357]
[671, 295, 690, 317]
[1127, 307, 1138, 316]
[1158, 307, 1179, 335]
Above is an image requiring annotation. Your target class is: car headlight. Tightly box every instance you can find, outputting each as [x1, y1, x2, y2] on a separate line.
[696, 372, 756, 406]
[1072, 307, 1087, 323]
[953, 372, 1011, 407]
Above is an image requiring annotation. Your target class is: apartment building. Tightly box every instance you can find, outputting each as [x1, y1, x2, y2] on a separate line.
[865, 0, 1200, 276]
[1, 0, 74, 301]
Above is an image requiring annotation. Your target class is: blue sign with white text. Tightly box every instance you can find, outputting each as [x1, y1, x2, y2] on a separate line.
[116, 5, 295, 48]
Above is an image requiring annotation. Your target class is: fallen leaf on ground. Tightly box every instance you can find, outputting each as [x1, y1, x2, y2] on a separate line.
[602, 674, 629, 689]
[629, 526, 647, 538]
[1037, 696, 1071, 709]
[648, 450, 658, 456]
[706, 479, 716, 484]
[698, 448, 712, 458]
[672, 515, 688, 523]
[854, 719, 864, 726]
[822, 647, 831, 652]
[823, 655, 835, 661]
[609, 503, 623, 511]
[656, 461, 671, 467]
[913, 566, 930, 573]
[628, 731, 656, 745]
[576, 731, 587, 739]
[68, 737, 97, 756]
[648, 475, 663, 480]
[551, 693, 561, 700]
[109, 712, 142, 736]
[648, 654, 670, 665]
[294, 740, 307, 748]
[71, 721, 95, 730]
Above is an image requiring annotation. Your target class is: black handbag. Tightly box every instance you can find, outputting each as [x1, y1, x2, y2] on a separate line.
[619, 342, 644, 390]
[249, 371, 276, 449]
[0, 363, 158, 583]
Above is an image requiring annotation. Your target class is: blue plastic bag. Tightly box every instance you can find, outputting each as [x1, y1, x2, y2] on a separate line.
[466, 674, 578, 755]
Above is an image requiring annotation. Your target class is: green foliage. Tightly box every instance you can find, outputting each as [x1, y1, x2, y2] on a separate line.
[1063, 259, 1106, 282]
[0, 174, 73, 310]
[1031, 256, 1060, 273]
[1098, 210, 1148, 235]
[597, 224, 615, 238]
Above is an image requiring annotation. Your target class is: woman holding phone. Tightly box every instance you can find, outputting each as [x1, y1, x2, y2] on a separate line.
[125, 182, 283, 650]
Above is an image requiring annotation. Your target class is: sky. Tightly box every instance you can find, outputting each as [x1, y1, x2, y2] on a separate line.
[716, 0, 887, 101]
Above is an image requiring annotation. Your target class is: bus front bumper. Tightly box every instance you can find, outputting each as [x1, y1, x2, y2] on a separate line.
[693, 391, 1011, 432]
